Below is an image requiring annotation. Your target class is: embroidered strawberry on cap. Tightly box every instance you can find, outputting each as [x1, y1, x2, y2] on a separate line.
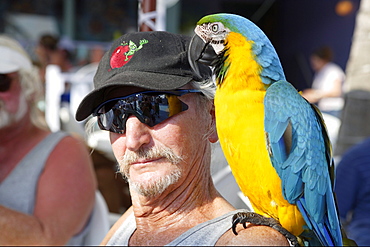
[110, 39, 148, 69]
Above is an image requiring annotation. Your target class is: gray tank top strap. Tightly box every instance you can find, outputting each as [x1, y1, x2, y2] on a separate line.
[168, 210, 243, 246]
[20, 131, 68, 170]
[0, 131, 68, 214]
[107, 209, 247, 246]
[107, 213, 135, 246]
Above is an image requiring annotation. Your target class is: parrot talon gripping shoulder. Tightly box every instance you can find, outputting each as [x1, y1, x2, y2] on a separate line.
[232, 212, 299, 246]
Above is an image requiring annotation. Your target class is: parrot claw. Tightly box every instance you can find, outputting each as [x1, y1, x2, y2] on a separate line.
[231, 212, 299, 246]
[231, 216, 241, 235]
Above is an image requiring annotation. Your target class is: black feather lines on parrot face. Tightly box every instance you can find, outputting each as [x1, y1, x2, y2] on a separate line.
[214, 47, 229, 87]
[198, 22, 228, 50]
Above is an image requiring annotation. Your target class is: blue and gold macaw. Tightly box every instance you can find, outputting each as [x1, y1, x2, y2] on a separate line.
[188, 13, 348, 246]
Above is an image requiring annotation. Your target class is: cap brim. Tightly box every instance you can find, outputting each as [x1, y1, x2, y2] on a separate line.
[0, 64, 21, 74]
[75, 71, 192, 121]
[0, 46, 32, 73]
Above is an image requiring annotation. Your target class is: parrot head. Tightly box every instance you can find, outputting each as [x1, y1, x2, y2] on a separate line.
[188, 13, 285, 87]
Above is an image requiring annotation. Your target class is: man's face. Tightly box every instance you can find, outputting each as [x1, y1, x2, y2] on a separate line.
[0, 72, 28, 129]
[109, 92, 212, 198]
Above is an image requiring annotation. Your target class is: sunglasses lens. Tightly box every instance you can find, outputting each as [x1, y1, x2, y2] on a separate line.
[96, 92, 190, 134]
[0, 74, 12, 92]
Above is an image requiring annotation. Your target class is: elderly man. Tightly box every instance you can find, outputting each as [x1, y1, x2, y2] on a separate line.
[0, 35, 97, 245]
[76, 31, 288, 246]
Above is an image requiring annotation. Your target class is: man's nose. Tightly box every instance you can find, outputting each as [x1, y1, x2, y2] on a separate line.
[124, 115, 151, 151]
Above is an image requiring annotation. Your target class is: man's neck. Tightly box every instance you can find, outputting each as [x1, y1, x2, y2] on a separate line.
[128, 174, 235, 245]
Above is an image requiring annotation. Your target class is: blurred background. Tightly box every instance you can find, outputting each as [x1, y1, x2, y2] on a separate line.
[1, 0, 367, 224]
[0, 0, 359, 90]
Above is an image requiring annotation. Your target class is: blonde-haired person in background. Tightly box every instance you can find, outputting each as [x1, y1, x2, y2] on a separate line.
[0, 35, 98, 245]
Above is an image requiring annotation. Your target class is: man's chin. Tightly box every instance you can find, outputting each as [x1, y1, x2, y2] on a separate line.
[128, 169, 182, 197]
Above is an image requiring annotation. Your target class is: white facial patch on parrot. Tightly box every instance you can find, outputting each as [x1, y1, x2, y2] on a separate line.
[195, 22, 230, 55]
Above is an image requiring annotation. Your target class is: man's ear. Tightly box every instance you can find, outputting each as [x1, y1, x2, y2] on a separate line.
[208, 103, 218, 143]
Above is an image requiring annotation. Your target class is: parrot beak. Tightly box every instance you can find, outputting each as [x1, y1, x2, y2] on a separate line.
[188, 34, 218, 80]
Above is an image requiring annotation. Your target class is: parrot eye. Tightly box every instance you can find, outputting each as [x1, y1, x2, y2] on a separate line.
[211, 24, 219, 32]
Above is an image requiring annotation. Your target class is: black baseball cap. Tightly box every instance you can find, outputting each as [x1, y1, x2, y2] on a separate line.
[75, 31, 212, 121]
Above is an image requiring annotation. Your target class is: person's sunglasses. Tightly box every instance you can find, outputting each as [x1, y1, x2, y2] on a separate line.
[0, 74, 13, 92]
[93, 89, 202, 134]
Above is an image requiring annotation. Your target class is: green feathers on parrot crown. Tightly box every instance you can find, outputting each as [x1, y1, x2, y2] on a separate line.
[197, 13, 245, 33]
[198, 13, 286, 85]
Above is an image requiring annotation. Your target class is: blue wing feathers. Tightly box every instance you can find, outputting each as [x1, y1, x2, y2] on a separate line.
[267, 120, 289, 142]
[284, 172, 303, 201]
[264, 80, 342, 246]
[289, 151, 306, 172]
[298, 198, 338, 246]
[271, 142, 287, 168]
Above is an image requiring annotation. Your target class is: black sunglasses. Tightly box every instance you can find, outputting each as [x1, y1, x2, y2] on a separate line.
[0, 74, 13, 92]
[93, 89, 202, 134]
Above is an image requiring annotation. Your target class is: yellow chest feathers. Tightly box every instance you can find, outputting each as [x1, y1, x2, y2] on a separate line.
[219, 32, 266, 93]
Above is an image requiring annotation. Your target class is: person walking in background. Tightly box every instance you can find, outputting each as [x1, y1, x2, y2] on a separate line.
[35, 33, 77, 132]
[302, 46, 345, 118]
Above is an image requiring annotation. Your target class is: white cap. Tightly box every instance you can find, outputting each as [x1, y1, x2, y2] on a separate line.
[0, 35, 32, 74]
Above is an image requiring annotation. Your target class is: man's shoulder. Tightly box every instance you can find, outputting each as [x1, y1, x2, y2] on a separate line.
[217, 224, 290, 246]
